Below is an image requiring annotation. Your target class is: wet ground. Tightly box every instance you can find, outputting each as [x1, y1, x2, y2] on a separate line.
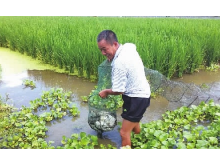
[1, 47, 220, 148]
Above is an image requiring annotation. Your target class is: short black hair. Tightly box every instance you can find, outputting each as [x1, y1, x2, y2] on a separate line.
[97, 30, 118, 45]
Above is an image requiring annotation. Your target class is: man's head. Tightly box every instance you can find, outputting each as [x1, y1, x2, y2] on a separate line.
[97, 30, 119, 61]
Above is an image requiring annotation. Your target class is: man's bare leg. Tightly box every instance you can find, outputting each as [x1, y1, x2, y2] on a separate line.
[120, 119, 139, 147]
[132, 122, 141, 134]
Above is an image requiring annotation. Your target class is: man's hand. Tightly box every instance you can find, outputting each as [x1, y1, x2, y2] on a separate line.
[99, 89, 124, 98]
[99, 89, 109, 98]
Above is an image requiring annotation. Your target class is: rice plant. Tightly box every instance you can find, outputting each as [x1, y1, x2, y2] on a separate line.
[0, 16, 220, 79]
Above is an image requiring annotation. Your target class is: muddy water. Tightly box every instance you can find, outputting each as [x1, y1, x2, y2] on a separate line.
[1, 47, 220, 148]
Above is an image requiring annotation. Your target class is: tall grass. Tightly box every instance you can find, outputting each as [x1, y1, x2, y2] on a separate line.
[0, 16, 220, 79]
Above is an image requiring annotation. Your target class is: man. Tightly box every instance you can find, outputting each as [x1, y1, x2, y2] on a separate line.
[97, 30, 151, 147]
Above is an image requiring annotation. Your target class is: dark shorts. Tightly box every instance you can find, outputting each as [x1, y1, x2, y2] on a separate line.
[121, 95, 150, 122]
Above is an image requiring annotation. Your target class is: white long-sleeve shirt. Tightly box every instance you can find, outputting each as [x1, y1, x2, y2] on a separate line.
[111, 43, 151, 98]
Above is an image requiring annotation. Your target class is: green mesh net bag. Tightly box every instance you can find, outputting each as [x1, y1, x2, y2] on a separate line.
[88, 60, 123, 135]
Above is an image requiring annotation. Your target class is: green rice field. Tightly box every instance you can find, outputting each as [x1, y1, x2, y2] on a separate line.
[0, 16, 220, 79]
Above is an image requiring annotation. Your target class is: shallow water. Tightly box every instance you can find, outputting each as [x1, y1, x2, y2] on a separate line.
[1, 47, 220, 148]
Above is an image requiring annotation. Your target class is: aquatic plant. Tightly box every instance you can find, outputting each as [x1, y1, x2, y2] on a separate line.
[23, 79, 36, 88]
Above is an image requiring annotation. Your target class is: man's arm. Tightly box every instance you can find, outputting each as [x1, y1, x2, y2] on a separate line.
[99, 89, 123, 98]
